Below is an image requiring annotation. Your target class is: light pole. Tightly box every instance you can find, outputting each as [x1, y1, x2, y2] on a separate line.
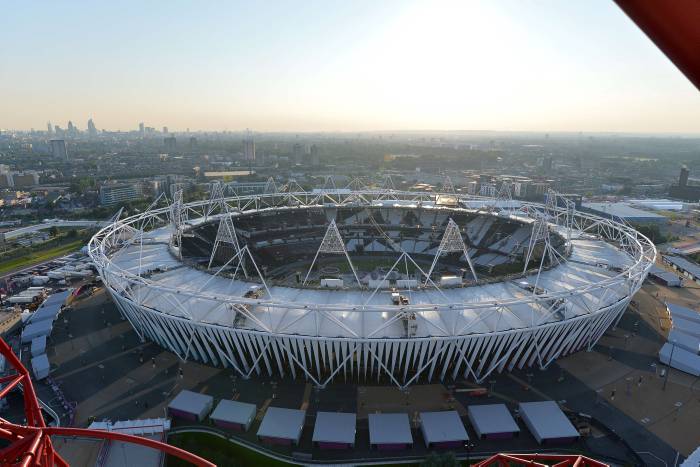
[663, 340, 676, 391]
[465, 441, 475, 465]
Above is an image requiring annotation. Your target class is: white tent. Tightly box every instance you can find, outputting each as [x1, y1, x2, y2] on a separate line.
[209, 399, 256, 431]
[467, 404, 520, 439]
[419, 411, 469, 448]
[21, 320, 52, 344]
[312, 412, 356, 449]
[31, 354, 50, 380]
[518, 401, 579, 444]
[167, 390, 213, 422]
[257, 407, 306, 446]
[368, 413, 413, 450]
[659, 343, 700, 377]
[668, 329, 700, 354]
[31, 336, 47, 357]
[668, 303, 700, 325]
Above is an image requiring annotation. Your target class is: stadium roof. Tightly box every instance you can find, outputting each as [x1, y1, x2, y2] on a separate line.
[103, 222, 638, 338]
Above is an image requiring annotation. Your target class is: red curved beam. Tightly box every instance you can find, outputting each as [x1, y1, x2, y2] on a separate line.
[473, 453, 609, 467]
[0, 338, 214, 467]
[615, 0, 700, 90]
[44, 427, 215, 467]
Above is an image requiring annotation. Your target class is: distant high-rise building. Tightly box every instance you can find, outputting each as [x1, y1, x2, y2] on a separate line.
[50, 139, 68, 160]
[292, 143, 303, 165]
[163, 126, 168, 134]
[139, 122, 145, 136]
[680, 166, 689, 187]
[243, 130, 255, 161]
[542, 156, 553, 172]
[310, 144, 320, 167]
[47, 122, 53, 135]
[99, 182, 143, 206]
[87, 118, 97, 137]
[189, 136, 197, 149]
[67, 120, 76, 137]
[669, 166, 700, 201]
[54, 125, 61, 136]
[164, 136, 177, 151]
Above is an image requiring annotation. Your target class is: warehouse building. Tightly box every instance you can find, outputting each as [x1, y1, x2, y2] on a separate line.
[662, 256, 700, 284]
[581, 202, 667, 225]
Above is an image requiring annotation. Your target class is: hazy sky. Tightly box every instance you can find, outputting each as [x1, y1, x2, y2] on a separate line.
[2, 0, 699, 133]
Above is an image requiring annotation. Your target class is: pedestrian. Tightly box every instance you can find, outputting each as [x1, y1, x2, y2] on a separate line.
[151, 357, 156, 368]
[610, 389, 616, 401]
[637, 376, 642, 386]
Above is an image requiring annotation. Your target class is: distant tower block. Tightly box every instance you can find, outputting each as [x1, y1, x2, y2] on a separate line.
[244, 129, 255, 161]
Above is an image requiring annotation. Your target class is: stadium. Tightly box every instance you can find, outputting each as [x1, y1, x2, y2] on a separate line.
[88, 184, 655, 389]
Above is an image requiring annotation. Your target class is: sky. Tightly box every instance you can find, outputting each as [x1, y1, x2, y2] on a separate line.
[1, 0, 699, 133]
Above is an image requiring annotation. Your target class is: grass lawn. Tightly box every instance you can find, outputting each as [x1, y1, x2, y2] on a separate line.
[0, 240, 85, 276]
[167, 432, 293, 467]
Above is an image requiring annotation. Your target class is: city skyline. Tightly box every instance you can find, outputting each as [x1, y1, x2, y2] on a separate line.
[2, 0, 699, 134]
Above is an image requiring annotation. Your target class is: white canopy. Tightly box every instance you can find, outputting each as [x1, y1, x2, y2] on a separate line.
[419, 411, 469, 446]
[312, 412, 356, 445]
[467, 404, 519, 437]
[257, 407, 306, 443]
[368, 413, 413, 446]
[518, 401, 579, 444]
[167, 390, 213, 420]
[210, 400, 256, 429]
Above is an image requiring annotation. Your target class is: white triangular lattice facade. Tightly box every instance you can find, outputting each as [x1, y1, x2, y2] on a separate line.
[304, 220, 361, 286]
[427, 218, 478, 281]
[438, 219, 467, 252]
[208, 215, 245, 273]
[317, 220, 347, 254]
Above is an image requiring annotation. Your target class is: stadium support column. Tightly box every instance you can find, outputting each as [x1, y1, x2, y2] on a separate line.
[304, 220, 361, 287]
[208, 215, 247, 277]
[205, 181, 226, 221]
[169, 189, 187, 259]
[426, 218, 478, 283]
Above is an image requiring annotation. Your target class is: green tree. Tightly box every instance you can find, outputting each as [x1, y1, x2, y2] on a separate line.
[48, 226, 59, 238]
[420, 452, 459, 467]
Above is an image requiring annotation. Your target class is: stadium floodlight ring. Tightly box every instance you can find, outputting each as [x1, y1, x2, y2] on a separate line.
[89, 188, 655, 388]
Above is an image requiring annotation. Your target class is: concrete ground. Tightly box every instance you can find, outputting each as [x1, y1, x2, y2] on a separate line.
[30, 278, 698, 466]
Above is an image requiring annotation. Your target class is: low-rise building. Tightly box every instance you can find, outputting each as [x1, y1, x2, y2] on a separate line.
[99, 182, 143, 206]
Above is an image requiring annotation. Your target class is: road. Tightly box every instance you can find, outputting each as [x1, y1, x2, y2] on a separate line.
[1, 220, 106, 240]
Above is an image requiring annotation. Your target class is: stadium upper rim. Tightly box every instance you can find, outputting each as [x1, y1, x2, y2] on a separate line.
[88, 188, 656, 341]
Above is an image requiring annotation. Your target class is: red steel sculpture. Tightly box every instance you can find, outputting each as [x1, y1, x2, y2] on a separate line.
[0, 338, 214, 467]
[474, 453, 609, 467]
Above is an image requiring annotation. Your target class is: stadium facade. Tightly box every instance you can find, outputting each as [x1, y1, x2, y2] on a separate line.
[89, 184, 655, 388]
